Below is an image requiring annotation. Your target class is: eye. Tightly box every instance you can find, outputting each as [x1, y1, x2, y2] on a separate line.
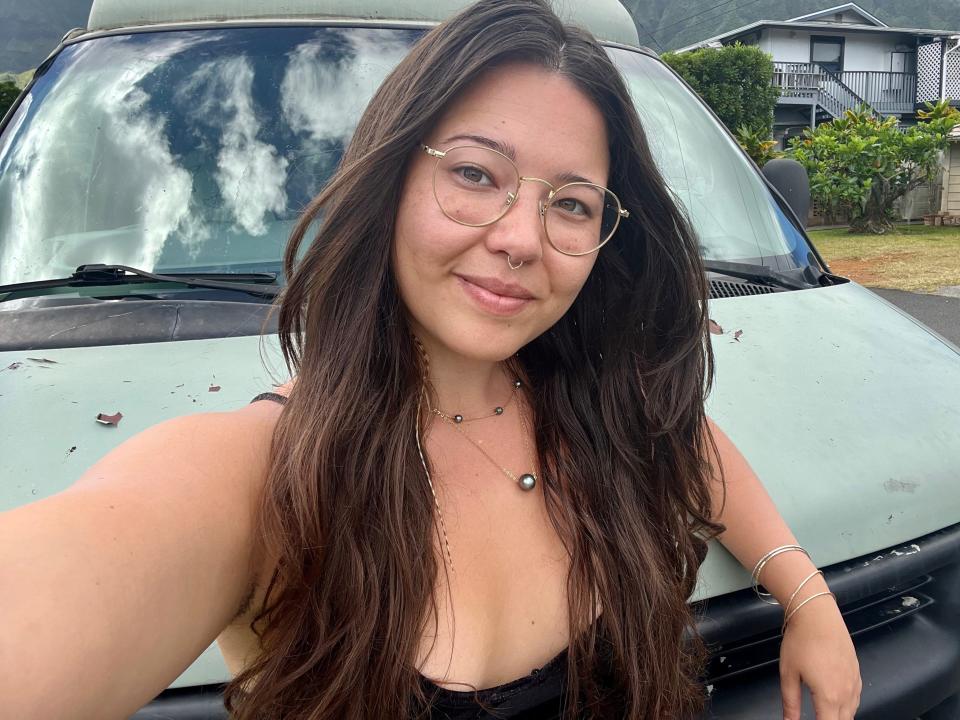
[454, 164, 494, 187]
[554, 197, 589, 217]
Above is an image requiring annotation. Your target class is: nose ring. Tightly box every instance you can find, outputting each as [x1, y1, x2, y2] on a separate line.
[507, 255, 524, 271]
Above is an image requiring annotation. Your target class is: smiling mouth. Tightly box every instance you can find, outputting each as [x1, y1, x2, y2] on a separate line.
[455, 275, 534, 316]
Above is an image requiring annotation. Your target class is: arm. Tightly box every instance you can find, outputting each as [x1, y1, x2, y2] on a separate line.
[0, 406, 276, 720]
[704, 418, 861, 720]
[704, 418, 829, 606]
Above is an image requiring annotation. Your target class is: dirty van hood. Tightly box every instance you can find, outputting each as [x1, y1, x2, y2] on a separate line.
[2, 282, 960, 685]
[696, 281, 960, 600]
[0, 332, 287, 688]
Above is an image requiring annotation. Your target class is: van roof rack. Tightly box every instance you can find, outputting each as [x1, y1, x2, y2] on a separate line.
[85, 0, 642, 49]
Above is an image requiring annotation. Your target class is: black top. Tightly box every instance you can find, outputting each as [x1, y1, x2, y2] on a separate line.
[250, 391, 569, 718]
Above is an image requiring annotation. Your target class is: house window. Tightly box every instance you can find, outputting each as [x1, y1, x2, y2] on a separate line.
[811, 36, 844, 74]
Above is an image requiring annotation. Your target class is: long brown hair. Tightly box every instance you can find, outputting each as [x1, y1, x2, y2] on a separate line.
[224, 1, 725, 717]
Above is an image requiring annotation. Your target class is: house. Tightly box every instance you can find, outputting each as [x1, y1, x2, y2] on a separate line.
[676, 3, 960, 150]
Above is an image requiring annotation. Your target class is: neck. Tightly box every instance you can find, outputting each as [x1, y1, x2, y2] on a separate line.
[416, 335, 516, 418]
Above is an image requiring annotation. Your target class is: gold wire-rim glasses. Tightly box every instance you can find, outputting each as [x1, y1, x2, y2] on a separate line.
[421, 144, 630, 257]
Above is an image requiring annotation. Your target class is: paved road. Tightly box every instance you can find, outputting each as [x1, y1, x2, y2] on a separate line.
[871, 288, 960, 348]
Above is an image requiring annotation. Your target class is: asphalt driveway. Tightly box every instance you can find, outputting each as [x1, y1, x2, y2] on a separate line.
[870, 288, 960, 348]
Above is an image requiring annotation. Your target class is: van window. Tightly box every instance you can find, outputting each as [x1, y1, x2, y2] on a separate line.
[0, 27, 809, 289]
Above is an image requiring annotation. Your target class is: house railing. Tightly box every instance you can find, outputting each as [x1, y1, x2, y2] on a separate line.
[839, 70, 917, 114]
[771, 62, 914, 119]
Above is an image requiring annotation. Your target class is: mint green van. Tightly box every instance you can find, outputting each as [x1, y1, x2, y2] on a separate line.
[1, 1, 958, 717]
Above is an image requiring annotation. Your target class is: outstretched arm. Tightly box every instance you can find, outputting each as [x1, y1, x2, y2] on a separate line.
[704, 419, 862, 720]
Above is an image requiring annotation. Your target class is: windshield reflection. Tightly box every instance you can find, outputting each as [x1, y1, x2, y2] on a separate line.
[0, 27, 414, 285]
[0, 27, 808, 288]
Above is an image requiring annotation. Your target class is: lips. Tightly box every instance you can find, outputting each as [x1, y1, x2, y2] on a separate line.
[455, 274, 535, 316]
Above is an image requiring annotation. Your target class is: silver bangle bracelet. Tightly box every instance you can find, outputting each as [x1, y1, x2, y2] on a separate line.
[782, 590, 836, 633]
[750, 544, 811, 605]
[784, 569, 825, 616]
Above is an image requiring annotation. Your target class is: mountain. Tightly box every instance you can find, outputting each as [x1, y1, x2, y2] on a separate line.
[622, 0, 960, 52]
[1, 0, 960, 72]
[0, 0, 91, 73]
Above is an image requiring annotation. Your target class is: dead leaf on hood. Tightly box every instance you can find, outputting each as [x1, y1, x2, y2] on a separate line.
[708, 320, 724, 335]
[27, 357, 58, 364]
[209, 385, 221, 392]
[95, 411, 123, 426]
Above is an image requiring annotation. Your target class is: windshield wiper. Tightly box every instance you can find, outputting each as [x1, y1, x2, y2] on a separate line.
[0, 263, 282, 300]
[703, 260, 828, 291]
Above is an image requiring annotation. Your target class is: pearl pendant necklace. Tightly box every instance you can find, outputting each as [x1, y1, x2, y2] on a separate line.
[428, 379, 538, 492]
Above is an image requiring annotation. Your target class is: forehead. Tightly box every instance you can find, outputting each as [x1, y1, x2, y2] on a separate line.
[428, 63, 610, 180]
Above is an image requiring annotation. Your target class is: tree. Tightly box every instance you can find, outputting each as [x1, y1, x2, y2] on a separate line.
[661, 43, 780, 137]
[789, 101, 960, 234]
[0, 81, 20, 119]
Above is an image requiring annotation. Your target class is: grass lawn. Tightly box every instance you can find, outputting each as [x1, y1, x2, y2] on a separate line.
[808, 224, 960, 293]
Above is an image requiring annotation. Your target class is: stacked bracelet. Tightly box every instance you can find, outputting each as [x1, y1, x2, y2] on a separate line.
[751, 545, 836, 632]
[750, 544, 810, 605]
[782, 590, 836, 634]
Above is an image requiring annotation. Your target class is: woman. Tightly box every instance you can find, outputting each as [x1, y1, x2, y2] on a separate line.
[1, 1, 860, 718]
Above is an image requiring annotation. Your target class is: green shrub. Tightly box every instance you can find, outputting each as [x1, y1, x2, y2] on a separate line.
[662, 43, 780, 137]
[789, 100, 960, 234]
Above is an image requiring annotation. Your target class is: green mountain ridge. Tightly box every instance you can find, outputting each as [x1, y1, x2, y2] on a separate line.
[1, 0, 959, 72]
[623, 0, 960, 52]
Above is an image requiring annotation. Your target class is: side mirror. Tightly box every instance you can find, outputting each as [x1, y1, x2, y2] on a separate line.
[762, 158, 810, 229]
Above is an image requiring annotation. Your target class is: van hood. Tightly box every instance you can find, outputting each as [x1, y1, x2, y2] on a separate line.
[2, 281, 960, 684]
[696, 281, 960, 600]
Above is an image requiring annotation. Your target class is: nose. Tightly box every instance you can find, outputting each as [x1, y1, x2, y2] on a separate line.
[483, 183, 547, 266]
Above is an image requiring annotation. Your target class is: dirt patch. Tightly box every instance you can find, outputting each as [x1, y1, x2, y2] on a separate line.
[827, 252, 919, 287]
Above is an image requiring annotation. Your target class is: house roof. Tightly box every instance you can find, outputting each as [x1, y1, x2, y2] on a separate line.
[676, 20, 958, 53]
[788, 3, 885, 27]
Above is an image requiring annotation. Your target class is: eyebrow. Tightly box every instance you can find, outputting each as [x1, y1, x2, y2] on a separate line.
[439, 133, 601, 186]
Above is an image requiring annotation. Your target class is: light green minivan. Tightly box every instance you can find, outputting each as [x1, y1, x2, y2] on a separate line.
[1, 1, 959, 718]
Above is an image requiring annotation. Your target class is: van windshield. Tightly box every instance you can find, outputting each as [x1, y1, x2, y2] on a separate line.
[0, 27, 810, 288]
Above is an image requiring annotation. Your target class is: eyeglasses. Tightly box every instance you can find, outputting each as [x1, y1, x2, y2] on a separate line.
[421, 144, 629, 256]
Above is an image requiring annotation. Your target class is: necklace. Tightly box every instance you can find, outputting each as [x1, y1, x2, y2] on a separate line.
[432, 379, 522, 424]
[416, 387, 456, 574]
[431, 403, 538, 492]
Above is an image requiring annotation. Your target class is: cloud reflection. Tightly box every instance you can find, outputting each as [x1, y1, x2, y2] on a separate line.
[0, 36, 206, 283]
[281, 29, 411, 145]
[181, 57, 289, 236]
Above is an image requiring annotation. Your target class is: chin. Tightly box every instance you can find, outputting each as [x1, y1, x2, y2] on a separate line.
[437, 323, 535, 363]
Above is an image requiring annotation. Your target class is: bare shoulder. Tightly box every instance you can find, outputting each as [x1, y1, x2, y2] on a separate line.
[0, 397, 290, 718]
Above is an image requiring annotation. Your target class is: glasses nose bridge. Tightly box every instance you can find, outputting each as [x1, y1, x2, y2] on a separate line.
[509, 176, 556, 217]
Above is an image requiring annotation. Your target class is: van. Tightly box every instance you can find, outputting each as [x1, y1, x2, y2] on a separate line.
[1, 1, 958, 717]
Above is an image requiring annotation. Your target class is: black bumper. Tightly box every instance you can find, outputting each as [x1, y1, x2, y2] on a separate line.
[133, 524, 960, 719]
[698, 522, 960, 719]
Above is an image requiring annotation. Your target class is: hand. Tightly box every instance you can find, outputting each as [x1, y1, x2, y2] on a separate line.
[778, 596, 862, 719]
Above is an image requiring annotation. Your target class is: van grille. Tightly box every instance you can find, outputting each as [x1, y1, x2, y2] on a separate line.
[709, 279, 778, 299]
[703, 576, 933, 685]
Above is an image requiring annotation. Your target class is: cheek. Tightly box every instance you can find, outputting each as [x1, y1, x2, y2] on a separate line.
[547, 254, 598, 311]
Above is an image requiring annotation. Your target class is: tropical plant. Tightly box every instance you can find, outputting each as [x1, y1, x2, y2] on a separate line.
[735, 124, 781, 167]
[789, 100, 960, 234]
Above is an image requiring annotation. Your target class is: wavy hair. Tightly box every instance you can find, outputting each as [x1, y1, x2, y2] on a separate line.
[223, 1, 726, 717]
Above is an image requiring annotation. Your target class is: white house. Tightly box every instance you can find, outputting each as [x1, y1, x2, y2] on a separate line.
[677, 3, 960, 150]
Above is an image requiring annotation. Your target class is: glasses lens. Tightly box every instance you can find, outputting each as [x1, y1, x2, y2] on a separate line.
[433, 146, 520, 225]
[544, 183, 622, 255]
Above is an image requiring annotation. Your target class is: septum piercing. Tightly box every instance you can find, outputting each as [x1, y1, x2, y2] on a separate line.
[507, 255, 524, 270]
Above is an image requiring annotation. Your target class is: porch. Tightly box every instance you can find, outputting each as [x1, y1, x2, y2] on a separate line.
[772, 62, 917, 120]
